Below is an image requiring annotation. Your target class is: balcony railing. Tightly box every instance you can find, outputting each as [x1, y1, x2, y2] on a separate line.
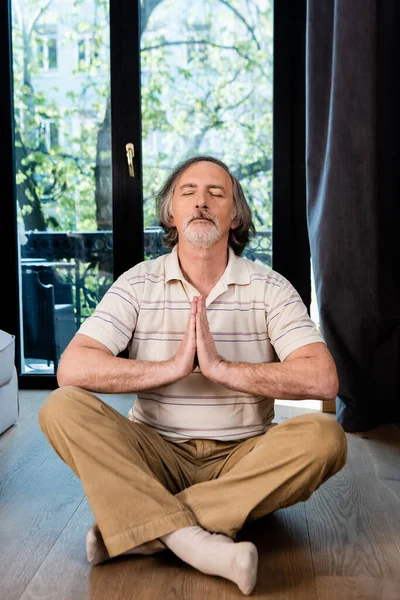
[21, 228, 272, 326]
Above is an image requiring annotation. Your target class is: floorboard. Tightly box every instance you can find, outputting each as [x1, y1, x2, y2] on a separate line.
[18, 497, 93, 600]
[0, 391, 53, 510]
[305, 433, 400, 579]
[315, 576, 400, 600]
[1, 391, 399, 600]
[354, 424, 400, 552]
[0, 451, 85, 600]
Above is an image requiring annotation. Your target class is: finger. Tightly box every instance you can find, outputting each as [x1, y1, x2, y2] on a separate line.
[190, 304, 197, 327]
[189, 314, 196, 344]
[196, 305, 201, 326]
[200, 296, 208, 330]
[196, 295, 202, 315]
[196, 308, 203, 340]
[198, 311, 208, 341]
[195, 298, 201, 326]
[188, 300, 197, 337]
[202, 296, 208, 324]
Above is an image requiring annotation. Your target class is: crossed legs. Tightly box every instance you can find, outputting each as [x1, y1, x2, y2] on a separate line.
[39, 386, 347, 595]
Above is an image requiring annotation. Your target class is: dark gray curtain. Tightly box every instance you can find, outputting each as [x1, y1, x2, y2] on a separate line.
[306, 0, 400, 431]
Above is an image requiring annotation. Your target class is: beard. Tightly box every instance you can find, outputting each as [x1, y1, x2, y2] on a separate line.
[182, 210, 222, 248]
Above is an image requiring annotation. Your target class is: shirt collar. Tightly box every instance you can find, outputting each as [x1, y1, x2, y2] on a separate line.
[165, 244, 250, 286]
[165, 245, 184, 283]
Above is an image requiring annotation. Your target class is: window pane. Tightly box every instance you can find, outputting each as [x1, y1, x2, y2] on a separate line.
[37, 39, 44, 69]
[78, 38, 86, 63]
[140, 0, 273, 267]
[11, 0, 113, 376]
[49, 121, 59, 148]
[48, 37, 57, 69]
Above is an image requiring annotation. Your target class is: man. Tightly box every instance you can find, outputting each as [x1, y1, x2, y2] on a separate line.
[39, 156, 347, 596]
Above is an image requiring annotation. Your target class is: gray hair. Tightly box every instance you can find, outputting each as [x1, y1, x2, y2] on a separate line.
[156, 155, 255, 256]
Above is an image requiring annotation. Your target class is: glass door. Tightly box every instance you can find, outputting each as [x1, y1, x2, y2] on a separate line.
[139, 0, 273, 267]
[3, 0, 309, 387]
[10, 0, 114, 377]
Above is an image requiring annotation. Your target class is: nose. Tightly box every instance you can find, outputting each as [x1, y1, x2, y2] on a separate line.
[195, 188, 208, 209]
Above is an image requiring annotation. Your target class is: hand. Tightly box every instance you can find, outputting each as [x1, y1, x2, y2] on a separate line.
[170, 297, 197, 378]
[195, 295, 224, 380]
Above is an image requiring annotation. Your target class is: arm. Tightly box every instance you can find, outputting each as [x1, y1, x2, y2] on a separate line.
[207, 342, 339, 401]
[57, 298, 198, 393]
[57, 334, 178, 392]
[194, 295, 338, 401]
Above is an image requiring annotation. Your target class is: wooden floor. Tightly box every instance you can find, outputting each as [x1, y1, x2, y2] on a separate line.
[1, 391, 400, 600]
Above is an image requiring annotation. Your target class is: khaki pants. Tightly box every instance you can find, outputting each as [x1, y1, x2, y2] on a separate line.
[39, 386, 347, 558]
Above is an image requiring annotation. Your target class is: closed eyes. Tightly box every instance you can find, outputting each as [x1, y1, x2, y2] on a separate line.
[182, 191, 223, 197]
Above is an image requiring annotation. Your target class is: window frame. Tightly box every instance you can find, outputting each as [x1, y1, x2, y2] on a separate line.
[77, 34, 92, 68]
[273, 0, 310, 307]
[36, 32, 58, 72]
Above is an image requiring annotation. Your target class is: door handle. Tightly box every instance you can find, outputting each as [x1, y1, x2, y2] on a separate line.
[125, 143, 135, 177]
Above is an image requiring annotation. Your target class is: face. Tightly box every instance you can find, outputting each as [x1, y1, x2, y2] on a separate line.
[170, 161, 236, 249]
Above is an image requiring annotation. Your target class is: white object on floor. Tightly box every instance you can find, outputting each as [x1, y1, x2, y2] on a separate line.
[0, 330, 19, 435]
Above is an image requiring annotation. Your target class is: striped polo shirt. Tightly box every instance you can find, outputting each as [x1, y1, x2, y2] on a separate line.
[78, 244, 325, 443]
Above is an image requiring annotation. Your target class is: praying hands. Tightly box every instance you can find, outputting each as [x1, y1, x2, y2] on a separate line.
[171, 295, 224, 381]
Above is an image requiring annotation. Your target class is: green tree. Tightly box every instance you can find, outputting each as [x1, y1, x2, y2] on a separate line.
[13, 0, 109, 232]
[12, 0, 273, 237]
[139, 0, 273, 231]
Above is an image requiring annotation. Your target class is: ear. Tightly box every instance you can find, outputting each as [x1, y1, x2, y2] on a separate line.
[230, 217, 238, 230]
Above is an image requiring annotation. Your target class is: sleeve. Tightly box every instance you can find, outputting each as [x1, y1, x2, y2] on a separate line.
[77, 274, 139, 356]
[266, 276, 325, 362]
